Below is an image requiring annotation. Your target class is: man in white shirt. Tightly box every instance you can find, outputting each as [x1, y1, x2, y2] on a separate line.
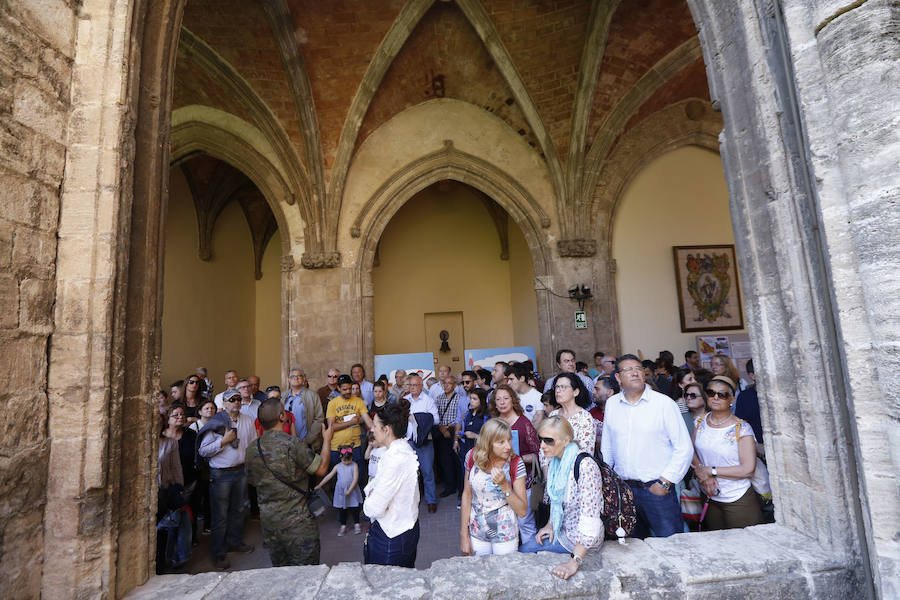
[542, 349, 595, 392]
[198, 389, 258, 569]
[404, 374, 439, 512]
[214, 369, 239, 411]
[507, 362, 545, 426]
[363, 403, 420, 567]
[601, 354, 693, 538]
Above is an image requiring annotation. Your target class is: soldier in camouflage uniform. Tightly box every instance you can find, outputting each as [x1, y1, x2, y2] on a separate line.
[246, 399, 333, 566]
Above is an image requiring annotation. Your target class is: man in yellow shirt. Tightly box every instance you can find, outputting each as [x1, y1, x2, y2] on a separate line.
[325, 374, 375, 472]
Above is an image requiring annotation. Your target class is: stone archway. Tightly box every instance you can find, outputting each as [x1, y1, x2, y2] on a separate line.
[352, 140, 554, 373]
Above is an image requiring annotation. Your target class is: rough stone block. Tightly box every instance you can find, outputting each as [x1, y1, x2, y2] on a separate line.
[0, 219, 12, 269]
[361, 564, 430, 599]
[4, 0, 76, 58]
[0, 391, 47, 449]
[317, 562, 372, 598]
[0, 331, 47, 392]
[0, 442, 49, 517]
[210, 566, 328, 599]
[12, 79, 67, 144]
[11, 227, 56, 280]
[124, 572, 226, 600]
[18, 277, 54, 333]
[0, 272, 18, 328]
[0, 506, 44, 600]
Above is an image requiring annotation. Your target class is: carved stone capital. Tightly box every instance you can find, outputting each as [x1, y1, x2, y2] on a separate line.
[280, 255, 296, 272]
[557, 239, 597, 258]
[300, 251, 341, 269]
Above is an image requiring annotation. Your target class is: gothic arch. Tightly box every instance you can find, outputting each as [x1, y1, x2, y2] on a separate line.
[590, 99, 722, 253]
[170, 105, 304, 257]
[351, 143, 554, 375]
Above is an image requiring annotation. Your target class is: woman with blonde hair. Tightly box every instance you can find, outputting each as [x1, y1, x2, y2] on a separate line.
[460, 418, 528, 556]
[520, 415, 604, 580]
[710, 354, 744, 391]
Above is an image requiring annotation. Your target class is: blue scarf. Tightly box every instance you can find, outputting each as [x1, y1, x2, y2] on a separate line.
[547, 442, 580, 538]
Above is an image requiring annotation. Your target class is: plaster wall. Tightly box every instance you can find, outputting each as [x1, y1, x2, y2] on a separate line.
[255, 231, 282, 387]
[613, 145, 745, 357]
[508, 222, 539, 351]
[372, 183, 537, 356]
[161, 168, 257, 389]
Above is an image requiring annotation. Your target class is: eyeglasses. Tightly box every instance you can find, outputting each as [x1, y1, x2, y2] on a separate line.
[685, 392, 701, 399]
[187, 379, 199, 384]
[705, 389, 731, 399]
[619, 366, 642, 374]
[538, 436, 557, 446]
[327, 374, 338, 378]
[602, 360, 615, 364]
[461, 379, 474, 385]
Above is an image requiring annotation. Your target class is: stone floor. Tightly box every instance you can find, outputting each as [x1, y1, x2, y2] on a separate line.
[184, 492, 463, 573]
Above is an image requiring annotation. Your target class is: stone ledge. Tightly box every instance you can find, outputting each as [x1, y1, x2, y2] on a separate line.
[125, 525, 861, 599]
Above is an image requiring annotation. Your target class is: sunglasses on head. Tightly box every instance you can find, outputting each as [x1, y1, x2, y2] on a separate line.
[538, 436, 557, 446]
[705, 389, 731, 399]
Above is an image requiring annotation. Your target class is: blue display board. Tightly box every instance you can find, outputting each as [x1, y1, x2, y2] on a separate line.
[464, 346, 537, 372]
[374, 352, 436, 386]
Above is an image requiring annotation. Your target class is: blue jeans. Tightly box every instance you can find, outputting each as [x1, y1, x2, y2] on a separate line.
[210, 467, 247, 559]
[628, 482, 683, 538]
[157, 507, 192, 567]
[412, 441, 436, 504]
[364, 520, 419, 567]
[518, 536, 568, 554]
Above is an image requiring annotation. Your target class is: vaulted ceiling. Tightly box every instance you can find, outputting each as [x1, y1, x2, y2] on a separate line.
[172, 0, 712, 256]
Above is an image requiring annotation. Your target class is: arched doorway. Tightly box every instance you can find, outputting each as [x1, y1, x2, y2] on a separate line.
[372, 180, 539, 360]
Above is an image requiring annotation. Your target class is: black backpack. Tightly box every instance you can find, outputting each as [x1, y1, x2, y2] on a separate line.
[574, 451, 638, 542]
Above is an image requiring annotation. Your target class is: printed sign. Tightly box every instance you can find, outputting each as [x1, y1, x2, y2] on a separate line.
[465, 346, 538, 372]
[373, 352, 436, 386]
[574, 311, 587, 329]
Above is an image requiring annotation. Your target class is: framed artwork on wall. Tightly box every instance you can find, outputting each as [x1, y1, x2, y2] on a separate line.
[673, 244, 744, 332]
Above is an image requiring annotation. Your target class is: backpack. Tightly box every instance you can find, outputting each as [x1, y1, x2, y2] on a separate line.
[574, 451, 637, 542]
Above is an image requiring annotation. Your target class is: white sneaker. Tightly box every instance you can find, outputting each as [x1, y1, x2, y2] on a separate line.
[337, 525, 347, 537]
[354, 524, 362, 535]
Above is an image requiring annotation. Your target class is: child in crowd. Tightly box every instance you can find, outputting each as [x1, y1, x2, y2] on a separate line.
[316, 445, 363, 535]
[364, 431, 386, 486]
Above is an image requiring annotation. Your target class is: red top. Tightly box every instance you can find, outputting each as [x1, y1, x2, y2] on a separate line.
[254, 410, 296, 437]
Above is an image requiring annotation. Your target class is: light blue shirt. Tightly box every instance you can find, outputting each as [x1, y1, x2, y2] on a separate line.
[284, 391, 308, 440]
[239, 398, 261, 421]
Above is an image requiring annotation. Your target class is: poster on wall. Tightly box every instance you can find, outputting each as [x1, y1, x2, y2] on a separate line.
[465, 346, 537, 372]
[673, 245, 744, 332]
[696, 333, 753, 380]
[373, 352, 435, 386]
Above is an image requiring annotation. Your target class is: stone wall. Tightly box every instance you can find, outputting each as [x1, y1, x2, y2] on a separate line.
[125, 525, 861, 600]
[0, 1, 76, 597]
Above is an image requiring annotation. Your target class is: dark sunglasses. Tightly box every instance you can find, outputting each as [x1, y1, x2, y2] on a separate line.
[684, 392, 701, 399]
[705, 389, 731, 399]
[538, 436, 557, 446]
[187, 379, 199, 384]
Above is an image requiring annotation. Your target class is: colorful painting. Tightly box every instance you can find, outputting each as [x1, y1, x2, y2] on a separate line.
[673, 245, 744, 332]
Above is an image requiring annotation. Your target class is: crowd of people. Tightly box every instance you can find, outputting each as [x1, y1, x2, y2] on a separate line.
[154, 347, 770, 578]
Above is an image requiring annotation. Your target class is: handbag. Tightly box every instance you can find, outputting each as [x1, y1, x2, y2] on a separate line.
[255, 438, 325, 518]
[528, 457, 545, 512]
[680, 472, 704, 522]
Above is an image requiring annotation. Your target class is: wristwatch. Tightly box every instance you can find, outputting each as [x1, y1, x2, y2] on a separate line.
[711, 466, 718, 477]
[656, 478, 672, 491]
[504, 489, 511, 498]
[570, 553, 583, 566]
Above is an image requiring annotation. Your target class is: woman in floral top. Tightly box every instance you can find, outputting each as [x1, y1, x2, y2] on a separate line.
[520, 415, 604, 580]
[460, 418, 528, 556]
